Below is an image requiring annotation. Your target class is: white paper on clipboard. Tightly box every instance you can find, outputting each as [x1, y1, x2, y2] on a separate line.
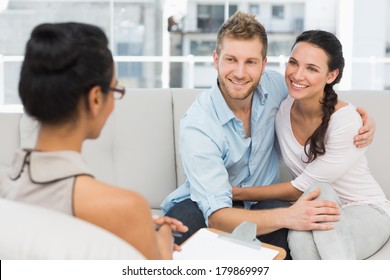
[173, 228, 279, 260]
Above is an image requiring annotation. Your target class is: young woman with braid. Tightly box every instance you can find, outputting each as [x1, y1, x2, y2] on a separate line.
[233, 30, 390, 259]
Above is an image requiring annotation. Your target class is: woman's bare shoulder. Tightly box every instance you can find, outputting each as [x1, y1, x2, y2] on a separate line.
[73, 175, 150, 216]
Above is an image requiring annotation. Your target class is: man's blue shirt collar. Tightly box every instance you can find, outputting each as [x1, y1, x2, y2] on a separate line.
[210, 80, 268, 126]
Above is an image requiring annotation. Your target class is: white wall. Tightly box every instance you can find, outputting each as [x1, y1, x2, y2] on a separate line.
[338, 0, 387, 90]
[304, 0, 337, 32]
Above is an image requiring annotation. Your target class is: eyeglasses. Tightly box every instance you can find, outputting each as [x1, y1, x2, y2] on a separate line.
[109, 86, 126, 100]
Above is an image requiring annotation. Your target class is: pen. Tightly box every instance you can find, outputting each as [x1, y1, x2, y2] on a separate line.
[155, 224, 183, 238]
[172, 231, 183, 238]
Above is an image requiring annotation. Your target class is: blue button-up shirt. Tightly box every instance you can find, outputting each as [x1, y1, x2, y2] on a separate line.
[161, 70, 288, 224]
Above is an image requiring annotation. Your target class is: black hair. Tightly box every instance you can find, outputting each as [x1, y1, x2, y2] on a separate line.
[19, 22, 114, 124]
[293, 30, 345, 162]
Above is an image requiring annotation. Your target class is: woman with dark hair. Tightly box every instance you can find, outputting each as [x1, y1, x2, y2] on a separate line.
[233, 30, 390, 259]
[0, 22, 187, 259]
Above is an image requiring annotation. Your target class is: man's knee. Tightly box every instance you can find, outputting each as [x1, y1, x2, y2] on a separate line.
[165, 199, 206, 245]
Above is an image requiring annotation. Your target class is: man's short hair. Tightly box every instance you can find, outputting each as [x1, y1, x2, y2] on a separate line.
[215, 11, 268, 58]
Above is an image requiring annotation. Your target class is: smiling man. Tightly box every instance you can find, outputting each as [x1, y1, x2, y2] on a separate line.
[161, 11, 373, 259]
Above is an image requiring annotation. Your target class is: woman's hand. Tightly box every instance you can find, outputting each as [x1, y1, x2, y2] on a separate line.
[153, 215, 188, 254]
[231, 186, 241, 201]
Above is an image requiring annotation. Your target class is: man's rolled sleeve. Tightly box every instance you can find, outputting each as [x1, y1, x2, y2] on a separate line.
[181, 119, 232, 225]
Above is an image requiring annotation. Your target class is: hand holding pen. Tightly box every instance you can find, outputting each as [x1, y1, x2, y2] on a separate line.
[153, 215, 188, 252]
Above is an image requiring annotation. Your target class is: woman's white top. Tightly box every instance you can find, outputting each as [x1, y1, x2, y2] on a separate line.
[275, 96, 390, 216]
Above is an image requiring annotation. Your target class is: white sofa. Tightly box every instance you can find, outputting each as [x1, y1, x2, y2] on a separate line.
[0, 89, 389, 259]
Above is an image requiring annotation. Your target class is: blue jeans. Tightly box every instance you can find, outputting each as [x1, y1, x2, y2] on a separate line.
[164, 199, 207, 245]
[165, 198, 292, 259]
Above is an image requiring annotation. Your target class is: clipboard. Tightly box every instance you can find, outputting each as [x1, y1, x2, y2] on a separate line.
[173, 222, 282, 260]
[218, 221, 262, 250]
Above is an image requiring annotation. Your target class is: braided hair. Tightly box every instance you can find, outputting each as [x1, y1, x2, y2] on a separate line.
[292, 30, 345, 162]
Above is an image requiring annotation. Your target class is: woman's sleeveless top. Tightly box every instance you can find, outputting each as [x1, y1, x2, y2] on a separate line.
[0, 149, 94, 215]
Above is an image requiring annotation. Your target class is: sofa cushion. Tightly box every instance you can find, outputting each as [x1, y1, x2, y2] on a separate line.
[0, 198, 144, 259]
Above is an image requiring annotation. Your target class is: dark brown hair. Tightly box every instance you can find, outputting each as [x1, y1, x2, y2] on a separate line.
[293, 30, 345, 162]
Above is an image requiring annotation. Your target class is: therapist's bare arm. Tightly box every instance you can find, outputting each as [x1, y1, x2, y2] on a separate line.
[209, 188, 340, 235]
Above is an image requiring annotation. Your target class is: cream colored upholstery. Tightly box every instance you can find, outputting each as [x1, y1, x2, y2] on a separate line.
[83, 89, 177, 208]
[0, 197, 144, 259]
[338, 91, 390, 199]
[172, 89, 202, 186]
[0, 89, 389, 259]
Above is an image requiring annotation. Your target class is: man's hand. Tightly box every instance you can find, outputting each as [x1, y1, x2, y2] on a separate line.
[284, 188, 341, 231]
[354, 107, 376, 148]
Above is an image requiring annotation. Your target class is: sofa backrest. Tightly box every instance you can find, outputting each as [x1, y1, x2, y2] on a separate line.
[83, 89, 177, 209]
[338, 91, 390, 198]
[172, 88, 203, 185]
[1, 89, 389, 210]
[0, 107, 22, 171]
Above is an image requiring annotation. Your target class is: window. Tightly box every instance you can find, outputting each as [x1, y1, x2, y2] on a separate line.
[272, 5, 284, 19]
[0, 0, 389, 105]
[117, 42, 143, 79]
[249, 4, 260, 16]
[197, 4, 237, 32]
[197, 5, 224, 32]
[190, 39, 215, 66]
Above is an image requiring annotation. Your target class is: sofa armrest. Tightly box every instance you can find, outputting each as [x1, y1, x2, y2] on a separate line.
[0, 198, 144, 260]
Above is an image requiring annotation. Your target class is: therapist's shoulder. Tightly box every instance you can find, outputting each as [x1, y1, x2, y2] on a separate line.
[260, 69, 288, 99]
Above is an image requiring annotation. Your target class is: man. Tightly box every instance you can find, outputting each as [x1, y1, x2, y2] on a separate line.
[161, 11, 374, 258]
